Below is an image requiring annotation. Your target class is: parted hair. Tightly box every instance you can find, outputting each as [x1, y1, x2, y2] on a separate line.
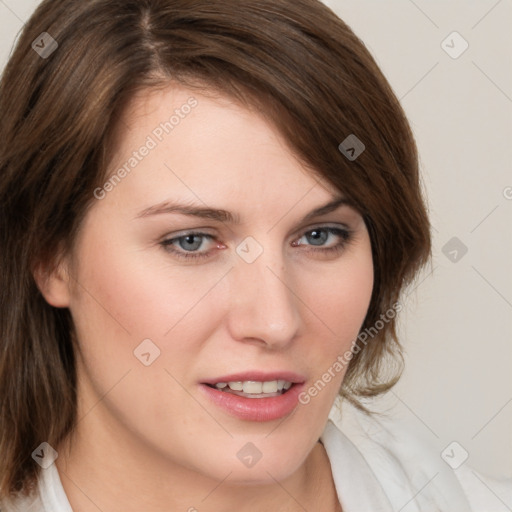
[0, 0, 431, 500]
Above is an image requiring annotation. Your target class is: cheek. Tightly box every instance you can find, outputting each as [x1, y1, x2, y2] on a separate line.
[319, 262, 373, 323]
[66, 233, 217, 437]
[69, 231, 224, 345]
[293, 241, 374, 384]
[67, 228, 232, 425]
[301, 245, 374, 341]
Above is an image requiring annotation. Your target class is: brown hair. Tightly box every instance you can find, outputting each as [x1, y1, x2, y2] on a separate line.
[0, 0, 431, 500]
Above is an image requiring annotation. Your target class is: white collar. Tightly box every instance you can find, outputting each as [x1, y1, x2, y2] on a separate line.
[321, 418, 396, 511]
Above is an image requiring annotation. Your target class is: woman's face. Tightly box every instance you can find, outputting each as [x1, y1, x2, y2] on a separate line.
[55, 85, 373, 484]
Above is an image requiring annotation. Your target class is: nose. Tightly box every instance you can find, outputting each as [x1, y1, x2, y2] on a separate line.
[226, 245, 302, 349]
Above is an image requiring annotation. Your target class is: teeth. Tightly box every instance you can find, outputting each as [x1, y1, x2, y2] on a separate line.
[243, 381, 262, 393]
[262, 381, 278, 393]
[213, 380, 293, 394]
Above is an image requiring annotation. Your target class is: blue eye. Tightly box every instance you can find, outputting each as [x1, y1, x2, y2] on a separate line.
[161, 233, 215, 260]
[160, 226, 352, 261]
[294, 227, 351, 251]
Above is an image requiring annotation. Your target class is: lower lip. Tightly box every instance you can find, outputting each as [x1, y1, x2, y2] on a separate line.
[199, 383, 305, 422]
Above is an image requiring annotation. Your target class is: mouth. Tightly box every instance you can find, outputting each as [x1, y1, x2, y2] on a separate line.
[199, 372, 306, 421]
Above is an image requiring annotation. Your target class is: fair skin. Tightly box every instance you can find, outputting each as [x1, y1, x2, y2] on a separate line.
[38, 84, 373, 512]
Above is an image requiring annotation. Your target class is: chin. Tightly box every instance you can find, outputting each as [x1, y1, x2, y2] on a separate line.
[191, 447, 304, 486]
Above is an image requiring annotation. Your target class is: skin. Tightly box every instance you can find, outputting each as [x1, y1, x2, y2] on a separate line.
[38, 84, 374, 512]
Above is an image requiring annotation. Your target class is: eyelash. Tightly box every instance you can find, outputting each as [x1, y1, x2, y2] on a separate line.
[160, 226, 353, 261]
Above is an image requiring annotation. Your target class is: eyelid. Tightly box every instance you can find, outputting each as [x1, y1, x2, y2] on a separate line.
[164, 220, 352, 238]
[296, 221, 351, 234]
[161, 222, 351, 245]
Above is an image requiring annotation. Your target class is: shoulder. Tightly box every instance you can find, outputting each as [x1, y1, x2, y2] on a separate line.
[322, 396, 512, 512]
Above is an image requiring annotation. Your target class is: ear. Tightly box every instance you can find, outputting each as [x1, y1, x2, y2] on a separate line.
[33, 256, 72, 308]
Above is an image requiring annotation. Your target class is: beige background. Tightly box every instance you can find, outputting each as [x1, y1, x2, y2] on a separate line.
[1, 0, 511, 481]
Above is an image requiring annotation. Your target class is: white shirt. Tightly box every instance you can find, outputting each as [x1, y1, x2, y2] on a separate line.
[2, 396, 511, 511]
[322, 397, 512, 511]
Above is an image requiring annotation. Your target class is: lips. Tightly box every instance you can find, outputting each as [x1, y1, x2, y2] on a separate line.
[199, 370, 307, 422]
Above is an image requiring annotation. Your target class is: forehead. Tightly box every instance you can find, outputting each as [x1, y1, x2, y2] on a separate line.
[102, 84, 339, 216]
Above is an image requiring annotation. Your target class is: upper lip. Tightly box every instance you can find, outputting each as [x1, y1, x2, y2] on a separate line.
[201, 371, 306, 385]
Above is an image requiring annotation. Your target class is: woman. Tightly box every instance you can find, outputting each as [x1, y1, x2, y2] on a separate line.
[0, 0, 509, 511]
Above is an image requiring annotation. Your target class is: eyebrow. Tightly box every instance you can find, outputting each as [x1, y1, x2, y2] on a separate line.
[135, 195, 351, 224]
